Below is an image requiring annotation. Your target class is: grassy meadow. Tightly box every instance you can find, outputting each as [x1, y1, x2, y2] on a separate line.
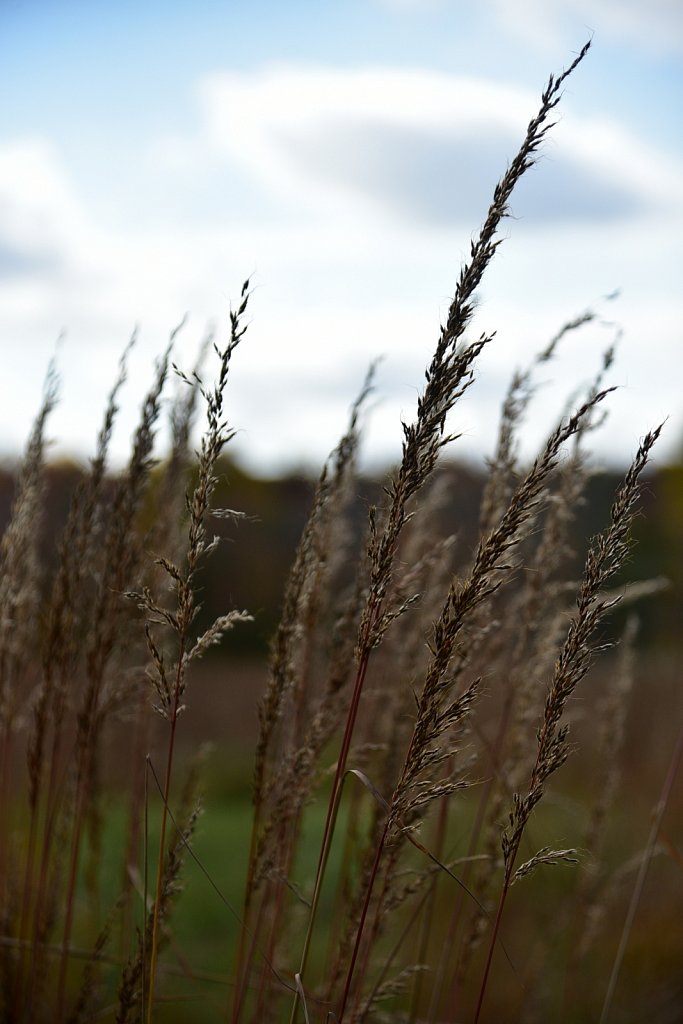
[1, 41, 682, 1023]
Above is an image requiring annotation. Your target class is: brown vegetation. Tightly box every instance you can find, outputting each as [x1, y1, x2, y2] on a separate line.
[1, 40, 681, 1024]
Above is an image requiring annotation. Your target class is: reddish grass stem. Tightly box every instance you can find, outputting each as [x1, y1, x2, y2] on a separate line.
[288, 617, 378, 1023]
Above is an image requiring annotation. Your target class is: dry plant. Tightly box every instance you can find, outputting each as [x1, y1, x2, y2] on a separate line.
[0, 39, 679, 1024]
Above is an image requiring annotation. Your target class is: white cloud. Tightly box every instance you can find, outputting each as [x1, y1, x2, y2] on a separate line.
[194, 65, 683, 226]
[197, 66, 530, 215]
[1, 66, 681, 473]
[0, 140, 82, 279]
[487, 0, 683, 55]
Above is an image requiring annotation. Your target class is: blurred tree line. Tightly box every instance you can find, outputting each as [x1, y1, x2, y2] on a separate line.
[0, 452, 680, 658]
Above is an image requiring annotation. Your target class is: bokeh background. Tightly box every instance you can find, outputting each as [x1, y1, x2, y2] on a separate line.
[1, 6, 683, 1019]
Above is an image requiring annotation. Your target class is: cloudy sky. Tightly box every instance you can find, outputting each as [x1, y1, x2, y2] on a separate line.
[1, 0, 681, 475]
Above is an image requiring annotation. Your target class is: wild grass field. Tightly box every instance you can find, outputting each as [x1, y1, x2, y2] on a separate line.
[1, 41, 682, 1023]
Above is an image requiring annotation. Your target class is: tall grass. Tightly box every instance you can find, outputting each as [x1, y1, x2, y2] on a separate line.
[0, 41, 680, 1023]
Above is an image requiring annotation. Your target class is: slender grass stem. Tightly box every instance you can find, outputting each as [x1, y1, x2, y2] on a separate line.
[472, 874, 511, 1024]
[289, 629, 377, 1024]
[599, 719, 683, 1024]
[146, 652, 185, 1022]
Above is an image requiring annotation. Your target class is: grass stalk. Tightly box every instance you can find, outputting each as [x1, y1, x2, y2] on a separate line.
[290, 41, 594, 1023]
[145, 670, 183, 1021]
[599, 717, 683, 1023]
[473, 425, 663, 1022]
[139, 284, 252, 1020]
[2, 37, 678, 1024]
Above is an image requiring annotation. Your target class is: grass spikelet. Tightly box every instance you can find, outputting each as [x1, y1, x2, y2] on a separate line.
[49, 332, 177, 1024]
[231, 365, 374, 1021]
[475, 423, 664, 1022]
[0, 359, 58, 1011]
[291, 44, 594, 1021]
[2, 36, 677, 1024]
[134, 283, 253, 1018]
